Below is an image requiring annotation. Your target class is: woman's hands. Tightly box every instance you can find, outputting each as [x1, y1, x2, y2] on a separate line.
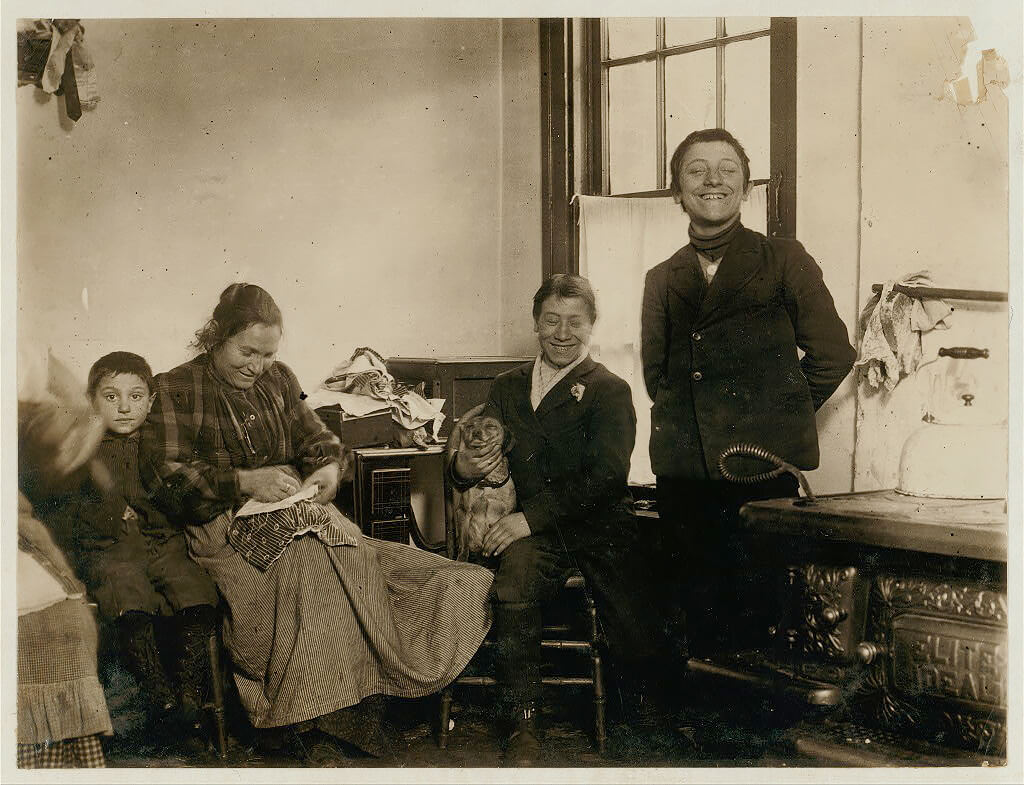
[237, 465, 302, 503]
[301, 463, 341, 504]
[480, 512, 531, 558]
[237, 462, 340, 505]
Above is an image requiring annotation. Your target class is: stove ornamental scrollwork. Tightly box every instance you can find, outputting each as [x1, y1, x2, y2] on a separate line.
[881, 577, 1007, 623]
[737, 492, 1007, 764]
[798, 565, 858, 661]
[852, 573, 1007, 755]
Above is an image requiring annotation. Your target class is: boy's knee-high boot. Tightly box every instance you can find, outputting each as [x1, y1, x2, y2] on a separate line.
[116, 611, 177, 719]
[176, 604, 218, 723]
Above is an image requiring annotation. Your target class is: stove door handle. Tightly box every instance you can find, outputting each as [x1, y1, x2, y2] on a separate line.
[937, 346, 989, 360]
[855, 640, 887, 665]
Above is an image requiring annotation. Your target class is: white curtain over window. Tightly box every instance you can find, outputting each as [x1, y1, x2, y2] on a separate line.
[578, 185, 768, 484]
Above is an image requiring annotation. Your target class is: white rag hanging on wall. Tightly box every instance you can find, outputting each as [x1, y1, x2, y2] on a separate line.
[855, 271, 953, 391]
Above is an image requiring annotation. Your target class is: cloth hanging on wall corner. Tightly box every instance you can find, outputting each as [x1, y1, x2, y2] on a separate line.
[17, 19, 98, 120]
[72, 37, 99, 110]
[855, 270, 953, 391]
[41, 21, 79, 94]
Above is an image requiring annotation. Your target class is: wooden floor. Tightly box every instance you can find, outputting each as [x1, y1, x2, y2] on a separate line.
[99, 661, 834, 769]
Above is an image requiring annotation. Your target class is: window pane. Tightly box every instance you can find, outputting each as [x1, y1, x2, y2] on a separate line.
[664, 17, 716, 46]
[725, 17, 771, 36]
[723, 36, 771, 181]
[606, 17, 655, 59]
[607, 61, 656, 194]
[664, 49, 717, 184]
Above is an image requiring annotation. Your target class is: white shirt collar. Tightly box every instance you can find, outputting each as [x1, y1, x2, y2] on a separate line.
[530, 348, 589, 411]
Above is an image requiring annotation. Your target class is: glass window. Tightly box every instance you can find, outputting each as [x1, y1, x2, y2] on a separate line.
[599, 17, 774, 194]
[608, 61, 657, 194]
[606, 17, 655, 58]
[664, 49, 717, 184]
[566, 17, 798, 483]
[664, 17, 716, 46]
[723, 35, 771, 181]
[725, 17, 771, 35]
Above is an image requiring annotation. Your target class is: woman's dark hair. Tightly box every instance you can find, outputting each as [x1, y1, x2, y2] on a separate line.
[87, 351, 154, 397]
[669, 128, 751, 200]
[192, 283, 283, 353]
[532, 274, 597, 324]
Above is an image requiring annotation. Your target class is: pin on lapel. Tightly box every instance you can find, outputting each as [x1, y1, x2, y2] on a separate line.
[570, 382, 585, 402]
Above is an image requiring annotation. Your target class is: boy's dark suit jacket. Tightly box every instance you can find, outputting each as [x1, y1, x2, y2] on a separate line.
[641, 225, 856, 481]
[484, 356, 637, 550]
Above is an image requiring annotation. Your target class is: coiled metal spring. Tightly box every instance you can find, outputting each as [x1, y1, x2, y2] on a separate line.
[717, 442, 817, 502]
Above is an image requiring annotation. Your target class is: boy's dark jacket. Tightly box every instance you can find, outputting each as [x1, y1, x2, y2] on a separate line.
[641, 225, 856, 480]
[62, 430, 178, 551]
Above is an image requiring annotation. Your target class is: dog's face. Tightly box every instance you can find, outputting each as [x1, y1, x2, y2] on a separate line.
[460, 415, 506, 455]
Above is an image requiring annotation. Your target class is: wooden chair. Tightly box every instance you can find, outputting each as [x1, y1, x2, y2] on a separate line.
[436, 467, 606, 754]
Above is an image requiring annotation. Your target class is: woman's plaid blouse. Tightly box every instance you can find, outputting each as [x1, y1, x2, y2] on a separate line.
[141, 354, 346, 524]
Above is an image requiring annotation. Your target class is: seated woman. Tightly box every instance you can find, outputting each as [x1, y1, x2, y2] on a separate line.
[141, 283, 493, 762]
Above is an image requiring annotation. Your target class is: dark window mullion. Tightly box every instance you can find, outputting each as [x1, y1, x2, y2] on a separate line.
[715, 18, 725, 128]
[600, 20, 611, 194]
[580, 18, 603, 196]
[655, 18, 666, 190]
[615, 177, 771, 200]
[601, 29, 768, 67]
[769, 17, 797, 237]
[539, 19, 574, 276]
[600, 64, 610, 194]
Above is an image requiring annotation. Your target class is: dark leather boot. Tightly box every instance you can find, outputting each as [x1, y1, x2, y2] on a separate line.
[116, 611, 177, 721]
[176, 604, 218, 733]
[504, 703, 541, 767]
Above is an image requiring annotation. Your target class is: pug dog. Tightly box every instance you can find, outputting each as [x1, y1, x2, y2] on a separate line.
[450, 412, 516, 560]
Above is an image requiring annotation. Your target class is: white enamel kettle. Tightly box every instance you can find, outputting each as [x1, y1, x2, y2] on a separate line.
[897, 348, 1008, 500]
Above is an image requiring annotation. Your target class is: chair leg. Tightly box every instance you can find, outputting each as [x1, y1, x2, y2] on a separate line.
[585, 595, 606, 755]
[592, 650, 606, 756]
[208, 631, 228, 759]
[438, 687, 453, 749]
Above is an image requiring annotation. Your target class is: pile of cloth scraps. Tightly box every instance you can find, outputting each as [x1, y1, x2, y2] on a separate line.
[307, 347, 445, 445]
[855, 271, 953, 391]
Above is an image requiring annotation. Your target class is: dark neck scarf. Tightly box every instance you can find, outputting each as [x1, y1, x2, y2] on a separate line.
[688, 218, 742, 260]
